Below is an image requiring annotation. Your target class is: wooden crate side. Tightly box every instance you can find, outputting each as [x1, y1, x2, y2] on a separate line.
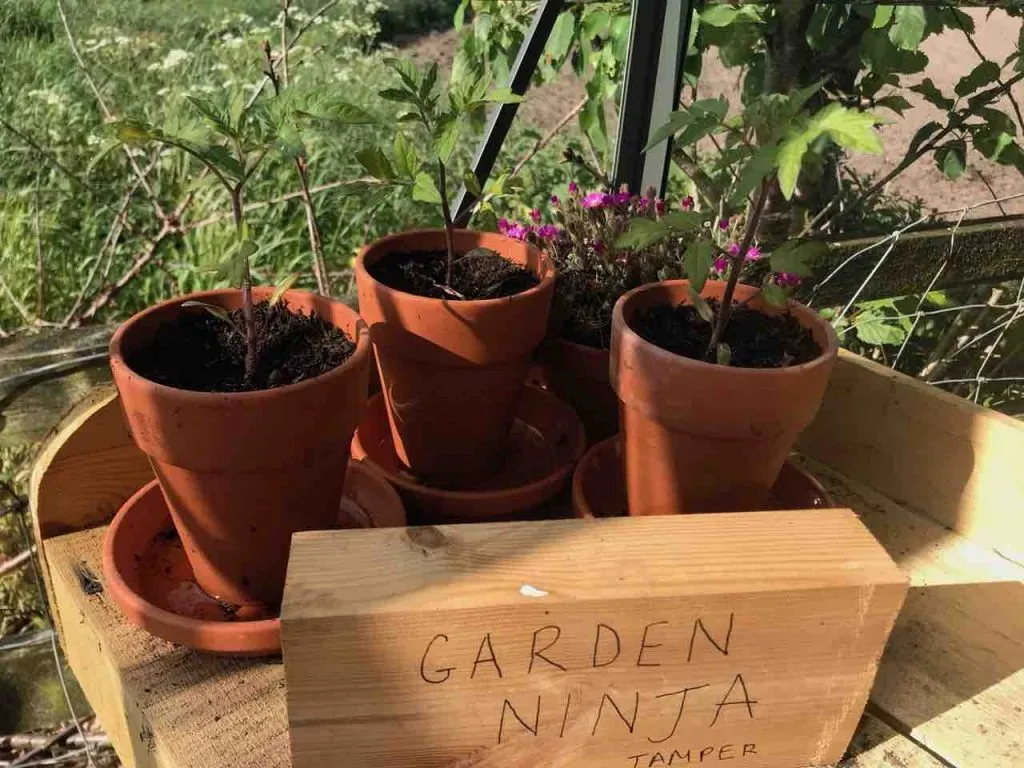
[282, 513, 907, 768]
[798, 350, 1024, 561]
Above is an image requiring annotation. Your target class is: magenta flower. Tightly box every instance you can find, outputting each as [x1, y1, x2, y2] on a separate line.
[506, 223, 529, 241]
[713, 256, 729, 272]
[593, 240, 606, 254]
[727, 242, 740, 256]
[582, 192, 612, 209]
[536, 224, 561, 239]
[569, 181, 579, 195]
[636, 196, 650, 212]
[614, 191, 632, 206]
[718, 218, 730, 231]
[550, 194, 560, 206]
[681, 196, 694, 210]
[774, 272, 802, 287]
[498, 217, 510, 234]
[745, 245, 762, 262]
[530, 208, 542, 223]
[655, 198, 666, 215]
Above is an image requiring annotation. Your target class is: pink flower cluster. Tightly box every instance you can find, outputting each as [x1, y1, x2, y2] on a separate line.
[498, 216, 562, 242]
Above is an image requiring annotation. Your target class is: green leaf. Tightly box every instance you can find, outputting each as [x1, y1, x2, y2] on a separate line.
[614, 218, 668, 250]
[890, 5, 926, 50]
[393, 131, 419, 179]
[412, 171, 442, 204]
[684, 239, 714, 293]
[385, 57, 421, 92]
[685, 285, 714, 323]
[975, 130, 1015, 163]
[187, 96, 236, 138]
[661, 211, 702, 232]
[269, 273, 299, 306]
[872, 5, 894, 28]
[776, 130, 810, 200]
[432, 115, 461, 164]
[273, 125, 304, 159]
[463, 169, 482, 198]
[936, 141, 967, 179]
[955, 60, 1001, 97]
[547, 12, 576, 62]
[910, 78, 954, 110]
[356, 146, 396, 181]
[907, 121, 942, 157]
[716, 343, 732, 367]
[379, 87, 420, 108]
[875, 94, 913, 116]
[855, 315, 906, 345]
[181, 300, 232, 324]
[115, 120, 158, 145]
[645, 112, 691, 150]
[420, 62, 439, 103]
[731, 145, 777, 204]
[454, 0, 468, 29]
[191, 143, 245, 182]
[812, 103, 883, 153]
[761, 282, 789, 308]
[700, 4, 759, 27]
[769, 241, 826, 278]
[298, 101, 377, 126]
[485, 87, 524, 105]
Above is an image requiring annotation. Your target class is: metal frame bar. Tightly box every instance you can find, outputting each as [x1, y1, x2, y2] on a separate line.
[612, 0, 694, 195]
[453, 0, 566, 224]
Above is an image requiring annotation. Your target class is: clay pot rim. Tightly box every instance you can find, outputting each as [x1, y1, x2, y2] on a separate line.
[351, 388, 586, 507]
[613, 279, 839, 380]
[356, 228, 556, 309]
[108, 287, 372, 403]
[101, 479, 281, 648]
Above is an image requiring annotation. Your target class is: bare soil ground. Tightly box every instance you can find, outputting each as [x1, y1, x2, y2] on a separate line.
[408, 9, 1024, 220]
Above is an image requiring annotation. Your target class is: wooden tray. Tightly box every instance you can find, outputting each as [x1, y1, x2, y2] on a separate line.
[30, 350, 1024, 768]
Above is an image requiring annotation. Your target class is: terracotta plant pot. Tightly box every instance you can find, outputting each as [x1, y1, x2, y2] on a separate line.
[537, 336, 618, 443]
[356, 229, 555, 478]
[610, 280, 838, 515]
[109, 287, 372, 610]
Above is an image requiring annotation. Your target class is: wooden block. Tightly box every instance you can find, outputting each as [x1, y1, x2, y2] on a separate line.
[798, 350, 1024, 562]
[282, 511, 907, 768]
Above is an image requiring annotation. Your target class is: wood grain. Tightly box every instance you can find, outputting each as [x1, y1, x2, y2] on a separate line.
[798, 349, 1024, 564]
[281, 512, 907, 768]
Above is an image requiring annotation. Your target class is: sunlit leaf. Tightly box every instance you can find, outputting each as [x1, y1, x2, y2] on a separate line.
[463, 169, 482, 197]
[872, 5, 893, 28]
[645, 111, 691, 150]
[661, 211, 702, 232]
[412, 171, 442, 204]
[393, 131, 419, 179]
[485, 87, 524, 104]
[547, 12, 576, 63]
[855, 315, 906, 345]
[935, 141, 967, 179]
[433, 114, 461, 164]
[187, 96, 236, 138]
[269, 273, 300, 306]
[890, 5, 926, 50]
[181, 300, 231, 324]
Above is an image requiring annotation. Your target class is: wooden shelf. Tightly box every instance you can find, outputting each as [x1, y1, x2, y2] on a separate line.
[31, 351, 1024, 768]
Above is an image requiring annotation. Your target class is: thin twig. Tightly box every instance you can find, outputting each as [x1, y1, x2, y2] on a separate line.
[261, 39, 330, 295]
[511, 97, 586, 178]
[281, 0, 291, 87]
[0, 118, 87, 189]
[975, 169, 1008, 216]
[55, 0, 166, 222]
[246, 0, 341, 108]
[0, 547, 35, 578]
[33, 188, 45, 319]
[971, 279, 1024, 402]
[953, 12, 1024, 134]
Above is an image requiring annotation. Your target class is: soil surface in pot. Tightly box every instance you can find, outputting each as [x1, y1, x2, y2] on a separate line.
[553, 268, 615, 350]
[632, 300, 821, 368]
[129, 299, 354, 392]
[368, 247, 538, 300]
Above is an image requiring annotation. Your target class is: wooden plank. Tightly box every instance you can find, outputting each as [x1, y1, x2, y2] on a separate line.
[281, 512, 907, 768]
[44, 527, 289, 768]
[798, 349, 1024, 563]
[839, 712, 945, 768]
[805, 458, 1024, 768]
[804, 214, 1024, 305]
[0, 326, 112, 448]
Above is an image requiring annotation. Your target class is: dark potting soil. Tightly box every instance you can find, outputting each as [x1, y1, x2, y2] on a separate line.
[552, 268, 617, 350]
[632, 300, 822, 368]
[128, 300, 355, 392]
[368, 247, 539, 300]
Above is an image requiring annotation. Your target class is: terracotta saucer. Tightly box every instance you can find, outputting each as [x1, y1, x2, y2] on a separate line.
[102, 461, 405, 657]
[352, 386, 586, 523]
[573, 436, 833, 518]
